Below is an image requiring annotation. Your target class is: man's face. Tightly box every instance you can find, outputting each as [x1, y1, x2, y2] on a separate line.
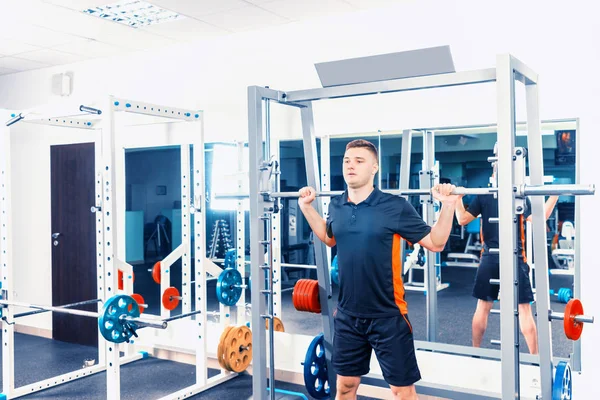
[343, 147, 378, 189]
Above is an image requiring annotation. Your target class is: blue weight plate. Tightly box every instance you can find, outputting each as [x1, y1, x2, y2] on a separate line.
[552, 361, 571, 400]
[331, 256, 339, 286]
[303, 333, 330, 399]
[98, 295, 140, 344]
[217, 268, 243, 306]
[224, 249, 237, 270]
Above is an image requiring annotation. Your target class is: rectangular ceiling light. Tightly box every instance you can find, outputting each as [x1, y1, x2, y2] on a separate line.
[84, 1, 183, 28]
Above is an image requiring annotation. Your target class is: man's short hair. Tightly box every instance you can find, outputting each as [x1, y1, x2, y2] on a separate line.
[345, 139, 378, 161]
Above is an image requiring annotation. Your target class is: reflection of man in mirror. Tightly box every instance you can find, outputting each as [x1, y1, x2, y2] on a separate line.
[559, 131, 574, 153]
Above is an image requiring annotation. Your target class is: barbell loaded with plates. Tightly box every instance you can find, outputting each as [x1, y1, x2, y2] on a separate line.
[550, 298, 594, 341]
[0, 295, 167, 344]
[292, 279, 321, 313]
[217, 325, 253, 373]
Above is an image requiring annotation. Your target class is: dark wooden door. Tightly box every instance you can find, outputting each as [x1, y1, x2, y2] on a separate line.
[51, 143, 97, 346]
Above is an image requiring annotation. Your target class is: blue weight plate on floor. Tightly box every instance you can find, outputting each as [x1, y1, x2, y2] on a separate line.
[98, 295, 140, 344]
[216, 268, 243, 306]
[304, 333, 330, 399]
[553, 361, 572, 400]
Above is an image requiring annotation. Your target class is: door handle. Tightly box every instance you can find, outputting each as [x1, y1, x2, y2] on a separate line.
[52, 232, 61, 239]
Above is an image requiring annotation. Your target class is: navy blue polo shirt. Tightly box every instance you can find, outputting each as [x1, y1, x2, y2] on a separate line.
[326, 187, 431, 318]
[466, 195, 532, 261]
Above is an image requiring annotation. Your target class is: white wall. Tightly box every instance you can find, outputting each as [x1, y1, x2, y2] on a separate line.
[9, 123, 96, 330]
[1, 0, 599, 395]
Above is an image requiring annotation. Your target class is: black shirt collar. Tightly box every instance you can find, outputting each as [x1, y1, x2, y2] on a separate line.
[343, 186, 382, 206]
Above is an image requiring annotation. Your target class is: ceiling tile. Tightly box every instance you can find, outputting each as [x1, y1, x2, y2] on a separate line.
[51, 38, 128, 58]
[0, 40, 42, 57]
[0, 22, 80, 48]
[140, 17, 229, 41]
[342, 0, 404, 9]
[199, 4, 290, 32]
[0, 57, 51, 72]
[17, 49, 86, 65]
[114, 30, 177, 50]
[259, 0, 356, 21]
[3, 2, 175, 51]
[7, 2, 118, 41]
[41, 0, 109, 9]
[151, 0, 249, 18]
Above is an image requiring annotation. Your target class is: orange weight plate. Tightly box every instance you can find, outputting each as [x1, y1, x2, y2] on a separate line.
[162, 287, 180, 311]
[129, 294, 145, 314]
[564, 298, 584, 340]
[217, 325, 235, 370]
[300, 279, 310, 311]
[266, 316, 285, 332]
[152, 262, 161, 284]
[293, 279, 307, 311]
[223, 325, 253, 373]
[308, 280, 321, 313]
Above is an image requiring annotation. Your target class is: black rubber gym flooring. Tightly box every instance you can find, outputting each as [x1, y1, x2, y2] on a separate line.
[0, 265, 575, 399]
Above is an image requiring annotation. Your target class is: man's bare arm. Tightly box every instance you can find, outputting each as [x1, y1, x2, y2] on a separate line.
[298, 187, 336, 247]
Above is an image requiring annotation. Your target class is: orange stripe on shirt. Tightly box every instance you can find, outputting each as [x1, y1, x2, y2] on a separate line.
[392, 234, 408, 314]
[520, 214, 528, 263]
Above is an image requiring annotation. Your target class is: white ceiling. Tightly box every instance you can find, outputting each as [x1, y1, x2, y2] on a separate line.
[0, 0, 402, 76]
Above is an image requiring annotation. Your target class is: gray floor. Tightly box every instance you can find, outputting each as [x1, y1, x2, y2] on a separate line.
[0, 334, 318, 399]
[1, 265, 575, 399]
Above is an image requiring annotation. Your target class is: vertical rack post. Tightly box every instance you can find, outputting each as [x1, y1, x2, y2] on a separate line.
[299, 102, 337, 395]
[525, 74, 553, 400]
[496, 55, 520, 400]
[192, 113, 208, 385]
[248, 87, 268, 397]
[1, 116, 15, 396]
[102, 96, 121, 399]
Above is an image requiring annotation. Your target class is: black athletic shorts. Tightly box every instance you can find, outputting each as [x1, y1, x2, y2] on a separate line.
[332, 308, 421, 387]
[472, 253, 534, 304]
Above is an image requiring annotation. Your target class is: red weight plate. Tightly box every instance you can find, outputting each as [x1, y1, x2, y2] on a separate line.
[118, 270, 135, 291]
[129, 293, 145, 314]
[300, 279, 312, 312]
[564, 298, 584, 340]
[308, 280, 321, 313]
[162, 287, 180, 311]
[152, 262, 161, 284]
[293, 279, 308, 311]
[118, 270, 124, 291]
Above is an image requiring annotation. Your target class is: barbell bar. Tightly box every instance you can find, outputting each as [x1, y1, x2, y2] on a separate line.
[12, 298, 102, 319]
[0, 299, 167, 330]
[215, 184, 594, 200]
[550, 311, 594, 325]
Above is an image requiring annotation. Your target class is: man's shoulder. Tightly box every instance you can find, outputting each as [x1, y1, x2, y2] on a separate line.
[476, 193, 496, 204]
[377, 191, 407, 205]
[330, 194, 344, 206]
